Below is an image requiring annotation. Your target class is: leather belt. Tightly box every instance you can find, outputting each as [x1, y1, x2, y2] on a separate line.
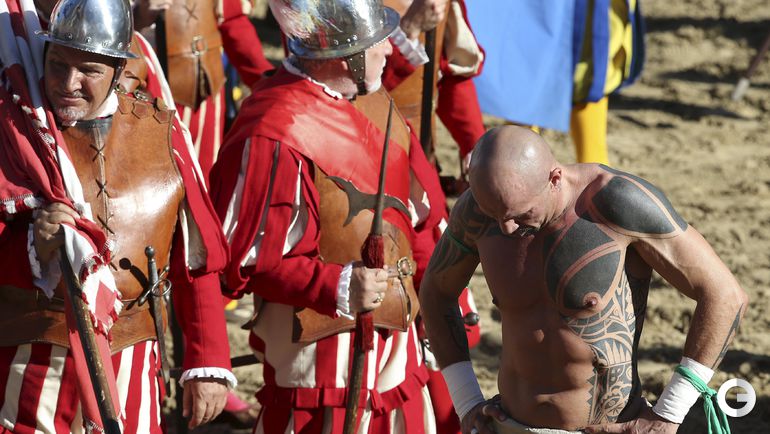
[0, 285, 160, 353]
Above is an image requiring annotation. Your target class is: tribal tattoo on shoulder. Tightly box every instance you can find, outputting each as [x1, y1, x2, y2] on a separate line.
[426, 192, 498, 274]
[590, 166, 688, 238]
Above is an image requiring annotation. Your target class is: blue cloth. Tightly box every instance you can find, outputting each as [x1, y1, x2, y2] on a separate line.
[466, 0, 576, 131]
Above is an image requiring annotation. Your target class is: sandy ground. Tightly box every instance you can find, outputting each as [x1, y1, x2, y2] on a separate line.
[179, 0, 770, 432]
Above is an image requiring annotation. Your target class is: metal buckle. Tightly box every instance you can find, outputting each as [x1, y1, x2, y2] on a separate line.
[397, 257, 414, 278]
[191, 36, 207, 56]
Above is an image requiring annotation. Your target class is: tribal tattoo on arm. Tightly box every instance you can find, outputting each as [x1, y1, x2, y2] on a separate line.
[424, 191, 493, 275]
[713, 303, 746, 368]
[443, 304, 469, 352]
[421, 192, 491, 360]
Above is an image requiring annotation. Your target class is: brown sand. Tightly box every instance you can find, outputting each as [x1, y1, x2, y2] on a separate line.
[184, 0, 770, 432]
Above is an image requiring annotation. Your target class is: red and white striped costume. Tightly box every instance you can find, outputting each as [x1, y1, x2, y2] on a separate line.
[0, 3, 235, 432]
[383, 0, 486, 160]
[209, 60, 453, 433]
[0, 341, 164, 434]
[176, 0, 274, 184]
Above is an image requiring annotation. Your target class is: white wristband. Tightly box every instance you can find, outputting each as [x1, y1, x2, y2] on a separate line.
[441, 361, 485, 421]
[652, 357, 714, 423]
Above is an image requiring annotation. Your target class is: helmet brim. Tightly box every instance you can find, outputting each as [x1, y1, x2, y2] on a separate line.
[289, 6, 400, 60]
[36, 31, 140, 60]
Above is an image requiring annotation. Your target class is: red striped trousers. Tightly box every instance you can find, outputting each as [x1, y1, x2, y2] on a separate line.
[0, 341, 164, 433]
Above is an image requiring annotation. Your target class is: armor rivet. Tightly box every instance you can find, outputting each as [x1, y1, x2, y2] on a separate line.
[352, 35, 358, 41]
[85, 37, 91, 43]
[117, 42, 123, 48]
[66, 33, 72, 40]
[333, 40, 339, 46]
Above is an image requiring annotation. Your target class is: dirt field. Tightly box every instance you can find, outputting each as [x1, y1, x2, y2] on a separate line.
[186, 0, 770, 432]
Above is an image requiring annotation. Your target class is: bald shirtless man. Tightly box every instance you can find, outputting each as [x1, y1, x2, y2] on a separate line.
[419, 125, 748, 434]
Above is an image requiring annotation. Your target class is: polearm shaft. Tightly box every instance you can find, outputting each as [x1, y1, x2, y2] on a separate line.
[155, 11, 168, 79]
[419, 29, 437, 158]
[342, 99, 395, 434]
[732, 29, 770, 101]
[60, 246, 122, 434]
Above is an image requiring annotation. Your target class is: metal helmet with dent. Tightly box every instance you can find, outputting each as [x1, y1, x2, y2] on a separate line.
[37, 0, 139, 59]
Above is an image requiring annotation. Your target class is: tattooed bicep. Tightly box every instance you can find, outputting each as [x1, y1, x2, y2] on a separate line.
[448, 191, 496, 247]
[425, 192, 487, 276]
[591, 166, 688, 238]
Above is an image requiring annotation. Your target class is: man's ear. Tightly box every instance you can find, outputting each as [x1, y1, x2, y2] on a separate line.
[549, 167, 562, 191]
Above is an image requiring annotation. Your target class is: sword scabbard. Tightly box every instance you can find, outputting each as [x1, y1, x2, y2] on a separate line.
[145, 246, 170, 385]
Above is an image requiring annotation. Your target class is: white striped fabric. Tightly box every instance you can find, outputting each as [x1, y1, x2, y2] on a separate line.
[0, 341, 163, 434]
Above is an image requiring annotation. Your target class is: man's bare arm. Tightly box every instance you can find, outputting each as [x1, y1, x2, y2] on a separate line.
[419, 191, 487, 368]
[585, 168, 749, 433]
[592, 167, 748, 368]
[638, 228, 748, 367]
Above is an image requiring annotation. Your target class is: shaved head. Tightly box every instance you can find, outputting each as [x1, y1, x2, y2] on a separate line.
[469, 126, 556, 197]
[467, 126, 562, 236]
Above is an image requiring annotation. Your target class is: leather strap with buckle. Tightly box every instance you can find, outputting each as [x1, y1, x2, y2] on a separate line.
[191, 35, 207, 56]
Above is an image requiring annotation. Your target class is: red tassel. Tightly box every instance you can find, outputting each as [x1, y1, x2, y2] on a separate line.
[358, 234, 383, 352]
[361, 234, 385, 269]
[357, 311, 375, 352]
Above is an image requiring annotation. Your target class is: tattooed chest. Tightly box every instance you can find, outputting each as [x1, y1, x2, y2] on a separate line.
[543, 217, 640, 424]
[567, 278, 637, 423]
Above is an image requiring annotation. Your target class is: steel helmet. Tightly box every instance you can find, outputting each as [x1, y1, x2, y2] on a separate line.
[269, 0, 400, 59]
[37, 0, 138, 59]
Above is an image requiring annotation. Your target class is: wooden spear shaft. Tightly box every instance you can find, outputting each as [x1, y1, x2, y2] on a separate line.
[60, 246, 122, 434]
[342, 99, 395, 434]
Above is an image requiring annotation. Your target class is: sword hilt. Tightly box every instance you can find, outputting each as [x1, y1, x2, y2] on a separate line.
[138, 246, 163, 306]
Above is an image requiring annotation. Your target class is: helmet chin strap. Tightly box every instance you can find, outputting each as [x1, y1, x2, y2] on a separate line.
[110, 59, 127, 93]
[344, 52, 368, 96]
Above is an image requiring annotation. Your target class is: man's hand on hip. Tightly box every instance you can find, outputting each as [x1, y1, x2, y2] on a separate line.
[584, 406, 679, 434]
[462, 397, 507, 434]
[183, 377, 228, 429]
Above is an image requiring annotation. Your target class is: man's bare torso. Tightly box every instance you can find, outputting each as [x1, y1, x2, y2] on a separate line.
[457, 165, 688, 429]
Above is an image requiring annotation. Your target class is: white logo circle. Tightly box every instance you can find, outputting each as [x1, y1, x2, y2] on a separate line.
[717, 379, 756, 418]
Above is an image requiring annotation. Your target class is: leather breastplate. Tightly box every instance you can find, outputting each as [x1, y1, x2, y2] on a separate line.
[0, 94, 184, 352]
[165, 0, 225, 108]
[292, 89, 420, 343]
